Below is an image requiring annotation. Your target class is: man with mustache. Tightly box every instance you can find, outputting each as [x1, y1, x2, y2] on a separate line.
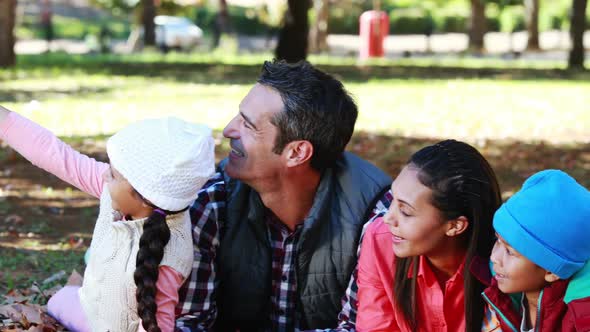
[175, 60, 392, 331]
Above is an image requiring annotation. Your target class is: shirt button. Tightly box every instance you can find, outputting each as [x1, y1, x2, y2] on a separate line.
[279, 309, 285, 315]
[281, 274, 288, 282]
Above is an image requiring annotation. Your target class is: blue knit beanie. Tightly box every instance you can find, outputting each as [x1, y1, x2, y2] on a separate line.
[493, 170, 590, 279]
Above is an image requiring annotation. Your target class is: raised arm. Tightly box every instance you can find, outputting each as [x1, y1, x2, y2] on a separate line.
[0, 107, 108, 198]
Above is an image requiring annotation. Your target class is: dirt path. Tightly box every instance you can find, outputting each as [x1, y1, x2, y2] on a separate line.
[2, 133, 589, 251]
[0, 139, 106, 251]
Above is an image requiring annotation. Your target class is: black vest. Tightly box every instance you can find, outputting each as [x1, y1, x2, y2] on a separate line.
[215, 152, 391, 331]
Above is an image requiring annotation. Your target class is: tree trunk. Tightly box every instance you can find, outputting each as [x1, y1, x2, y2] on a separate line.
[211, 0, 229, 49]
[525, 0, 540, 50]
[568, 0, 588, 69]
[309, 0, 329, 54]
[0, 0, 17, 68]
[142, 0, 156, 46]
[275, 0, 311, 62]
[468, 0, 486, 52]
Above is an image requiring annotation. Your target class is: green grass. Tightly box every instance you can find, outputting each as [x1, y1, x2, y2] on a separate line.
[0, 248, 85, 296]
[1, 53, 589, 296]
[16, 14, 131, 40]
[1, 54, 589, 143]
[12, 51, 590, 70]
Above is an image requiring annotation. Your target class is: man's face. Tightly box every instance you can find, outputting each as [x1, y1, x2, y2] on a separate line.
[222, 83, 285, 182]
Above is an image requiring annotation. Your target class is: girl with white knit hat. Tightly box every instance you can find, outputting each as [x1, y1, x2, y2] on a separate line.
[0, 106, 215, 332]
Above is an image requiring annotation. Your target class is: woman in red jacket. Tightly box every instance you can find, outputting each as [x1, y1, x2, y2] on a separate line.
[356, 139, 502, 332]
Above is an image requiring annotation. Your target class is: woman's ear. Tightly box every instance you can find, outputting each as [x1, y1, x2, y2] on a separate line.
[544, 271, 560, 283]
[445, 216, 469, 237]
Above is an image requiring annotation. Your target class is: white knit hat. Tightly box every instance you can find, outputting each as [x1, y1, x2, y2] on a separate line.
[106, 117, 215, 211]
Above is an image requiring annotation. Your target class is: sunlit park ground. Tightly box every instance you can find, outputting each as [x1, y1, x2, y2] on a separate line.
[1, 51, 589, 295]
[3, 52, 590, 142]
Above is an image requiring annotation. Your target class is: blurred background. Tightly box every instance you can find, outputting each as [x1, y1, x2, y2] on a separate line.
[0, 0, 589, 314]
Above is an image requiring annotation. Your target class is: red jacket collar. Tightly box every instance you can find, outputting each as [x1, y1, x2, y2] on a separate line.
[483, 278, 571, 331]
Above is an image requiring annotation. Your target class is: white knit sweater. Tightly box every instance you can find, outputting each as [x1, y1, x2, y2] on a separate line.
[79, 190, 193, 332]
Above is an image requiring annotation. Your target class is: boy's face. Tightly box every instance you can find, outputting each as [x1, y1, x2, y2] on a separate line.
[490, 233, 557, 293]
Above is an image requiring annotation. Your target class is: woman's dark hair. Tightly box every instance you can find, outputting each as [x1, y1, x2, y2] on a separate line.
[393, 139, 502, 332]
[133, 200, 186, 332]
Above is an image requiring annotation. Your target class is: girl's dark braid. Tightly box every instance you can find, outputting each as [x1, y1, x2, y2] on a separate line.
[133, 203, 186, 332]
[134, 208, 170, 332]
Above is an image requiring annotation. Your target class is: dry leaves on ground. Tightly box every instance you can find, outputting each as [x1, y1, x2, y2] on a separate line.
[0, 270, 82, 331]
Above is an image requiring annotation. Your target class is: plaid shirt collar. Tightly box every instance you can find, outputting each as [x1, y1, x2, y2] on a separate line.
[266, 212, 304, 332]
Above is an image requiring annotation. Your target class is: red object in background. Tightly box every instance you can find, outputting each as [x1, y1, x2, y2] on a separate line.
[359, 10, 389, 58]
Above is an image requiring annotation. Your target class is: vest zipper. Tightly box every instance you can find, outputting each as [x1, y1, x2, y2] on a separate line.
[533, 290, 544, 332]
[482, 292, 518, 332]
[294, 231, 305, 328]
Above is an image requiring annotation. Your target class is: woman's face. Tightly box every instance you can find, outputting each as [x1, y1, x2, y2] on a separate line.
[102, 165, 149, 219]
[382, 166, 456, 258]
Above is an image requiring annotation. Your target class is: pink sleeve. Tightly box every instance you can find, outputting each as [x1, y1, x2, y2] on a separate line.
[0, 112, 108, 198]
[137, 266, 185, 332]
[356, 219, 400, 332]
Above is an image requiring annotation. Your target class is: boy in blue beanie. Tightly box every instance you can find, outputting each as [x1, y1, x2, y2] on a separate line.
[482, 170, 590, 332]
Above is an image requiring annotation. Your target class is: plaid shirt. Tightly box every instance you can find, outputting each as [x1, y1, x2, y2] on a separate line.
[175, 172, 393, 332]
[267, 214, 302, 332]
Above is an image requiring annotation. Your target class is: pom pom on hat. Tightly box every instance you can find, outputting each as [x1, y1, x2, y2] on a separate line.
[106, 117, 215, 211]
[493, 170, 590, 279]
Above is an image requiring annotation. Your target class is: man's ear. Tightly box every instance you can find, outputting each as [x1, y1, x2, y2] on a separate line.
[545, 272, 560, 283]
[445, 216, 469, 237]
[284, 140, 313, 167]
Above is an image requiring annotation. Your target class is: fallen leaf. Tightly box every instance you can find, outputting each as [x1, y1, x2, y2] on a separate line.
[67, 238, 84, 249]
[41, 271, 66, 285]
[4, 215, 23, 225]
[40, 285, 62, 298]
[0, 305, 25, 328]
[40, 311, 59, 328]
[66, 270, 83, 287]
[0, 328, 21, 332]
[1, 296, 28, 305]
[0, 303, 44, 327]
